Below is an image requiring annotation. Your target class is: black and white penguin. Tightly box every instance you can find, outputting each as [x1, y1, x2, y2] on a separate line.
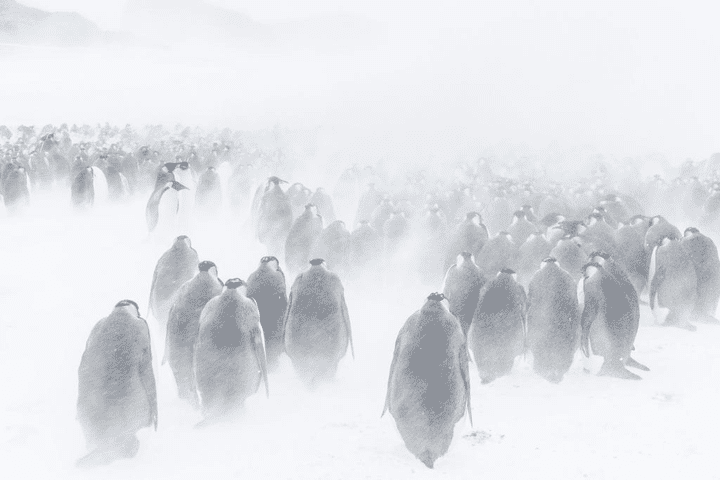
[442, 252, 486, 336]
[256, 176, 293, 256]
[285, 203, 324, 277]
[681, 227, 720, 323]
[649, 236, 699, 331]
[76, 300, 157, 467]
[71, 166, 95, 210]
[382, 292, 472, 469]
[148, 236, 199, 329]
[146, 181, 189, 234]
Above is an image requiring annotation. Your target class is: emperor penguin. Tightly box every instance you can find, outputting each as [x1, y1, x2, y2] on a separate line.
[468, 268, 526, 383]
[382, 293, 472, 469]
[681, 227, 720, 323]
[649, 236, 699, 331]
[441, 252, 486, 335]
[580, 262, 645, 379]
[311, 220, 352, 279]
[76, 300, 157, 467]
[246, 256, 289, 370]
[71, 167, 95, 210]
[644, 216, 682, 253]
[310, 187, 337, 224]
[507, 210, 536, 246]
[474, 231, 518, 278]
[148, 236, 199, 330]
[349, 220, 383, 278]
[146, 181, 189, 235]
[284, 259, 354, 388]
[2, 164, 30, 214]
[526, 258, 580, 383]
[90, 166, 109, 205]
[285, 203, 324, 278]
[164, 261, 224, 405]
[194, 279, 269, 421]
[194, 166, 223, 216]
[256, 176, 293, 256]
[517, 232, 553, 288]
[444, 212, 488, 273]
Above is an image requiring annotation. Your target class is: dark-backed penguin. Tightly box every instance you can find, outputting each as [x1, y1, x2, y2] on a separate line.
[284, 259, 354, 388]
[148, 236, 199, 329]
[145, 181, 189, 234]
[71, 167, 95, 209]
[285, 203, 324, 277]
[444, 212, 489, 273]
[76, 300, 157, 467]
[681, 227, 720, 323]
[382, 292, 472, 469]
[474, 231, 518, 278]
[311, 220, 352, 279]
[256, 176, 293, 256]
[442, 252, 486, 335]
[649, 236, 699, 331]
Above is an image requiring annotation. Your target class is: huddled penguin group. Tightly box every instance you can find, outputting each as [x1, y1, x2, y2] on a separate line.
[52, 124, 720, 470]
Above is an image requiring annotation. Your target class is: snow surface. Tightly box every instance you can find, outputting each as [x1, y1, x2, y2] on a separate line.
[1, 189, 719, 479]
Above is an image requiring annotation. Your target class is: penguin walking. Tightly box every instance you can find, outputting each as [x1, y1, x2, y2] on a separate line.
[165, 261, 224, 405]
[311, 220, 352, 279]
[194, 166, 223, 216]
[526, 258, 579, 383]
[76, 300, 157, 467]
[146, 181, 190, 235]
[580, 262, 645, 379]
[517, 232, 553, 288]
[475, 231, 518, 278]
[615, 217, 651, 299]
[285, 203, 324, 277]
[194, 279, 269, 421]
[442, 252, 486, 336]
[681, 227, 720, 323]
[444, 212, 489, 273]
[246, 256, 289, 370]
[649, 237, 699, 331]
[284, 259, 354, 388]
[256, 177, 293, 256]
[382, 293, 472, 469]
[310, 187, 337, 224]
[468, 268, 526, 383]
[2, 164, 30, 214]
[71, 167, 95, 210]
[148, 236, 199, 330]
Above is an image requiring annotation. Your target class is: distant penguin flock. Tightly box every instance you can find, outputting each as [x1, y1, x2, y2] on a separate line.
[3, 124, 720, 470]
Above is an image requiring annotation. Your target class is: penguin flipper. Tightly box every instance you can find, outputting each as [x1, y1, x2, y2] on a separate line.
[580, 298, 597, 358]
[459, 338, 473, 427]
[382, 334, 401, 418]
[340, 293, 354, 360]
[139, 319, 158, 430]
[252, 324, 270, 398]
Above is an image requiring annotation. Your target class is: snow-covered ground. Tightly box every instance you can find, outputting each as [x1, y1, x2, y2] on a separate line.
[1, 189, 718, 479]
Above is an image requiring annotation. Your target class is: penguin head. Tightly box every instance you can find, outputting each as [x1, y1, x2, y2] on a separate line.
[175, 235, 192, 248]
[684, 227, 700, 237]
[581, 261, 603, 280]
[198, 261, 218, 276]
[171, 181, 188, 191]
[540, 257, 557, 269]
[512, 210, 526, 223]
[267, 176, 285, 186]
[426, 292, 450, 311]
[163, 162, 178, 173]
[650, 215, 664, 226]
[224, 278, 247, 294]
[114, 299, 140, 317]
[588, 251, 610, 266]
[498, 231, 514, 243]
[499, 268, 516, 280]
[659, 236, 674, 247]
[456, 251, 474, 266]
[466, 212, 482, 225]
[260, 256, 280, 271]
[304, 203, 318, 215]
[309, 258, 326, 267]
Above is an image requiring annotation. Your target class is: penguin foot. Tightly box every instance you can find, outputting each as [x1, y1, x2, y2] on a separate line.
[480, 376, 496, 385]
[665, 321, 697, 332]
[598, 362, 642, 380]
[695, 314, 720, 325]
[626, 357, 650, 371]
[417, 450, 435, 469]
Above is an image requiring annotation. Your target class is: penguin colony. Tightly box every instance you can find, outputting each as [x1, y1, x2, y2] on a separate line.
[2, 124, 720, 470]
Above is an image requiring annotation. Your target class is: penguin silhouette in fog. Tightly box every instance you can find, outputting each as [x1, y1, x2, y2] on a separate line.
[256, 176, 293, 256]
[649, 236, 698, 331]
[285, 203, 324, 276]
[71, 167, 95, 209]
[383, 292, 472, 469]
[284, 259, 354, 388]
[681, 227, 720, 323]
[146, 181, 189, 234]
[442, 252, 486, 335]
[76, 300, 157, 468]
[149, 236, 199, 329]
[246, 256, 289, 370]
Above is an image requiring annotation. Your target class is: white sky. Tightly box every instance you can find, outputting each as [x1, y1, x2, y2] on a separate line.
[10, 0, 720, 161]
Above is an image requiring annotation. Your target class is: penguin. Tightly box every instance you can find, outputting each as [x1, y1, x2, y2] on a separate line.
[382, 292, 472, 469]
[517, 232, 553, 288]
[2, 164, 30, 213]
[285, 203, 324, 277]
[155, 162, 178, 190]
[383, 210, 411, 258]
[474, 231, 518, 278]
[580, 262, 645, 379]
[354, 182, 383, 227]
[90, 166, 109, 205]
[256, 176, 293, 256]
[441, 252, 486, 335]
[649, 237, 699, 331]
[194, 278, 269, 421]
[148, 235, 200, 329]
[227, 163, 255, 214]
[164, 261, 224, 405]
[246, 256, 289, 370]
[310, 187, 337, 224]
[172, 161, 195, 232]
[194, 166, 223, 215]
[550, 236, 586, 284]
[615, 216, 651, 299]
[145, 181, 189, 234]
[311, 220, 352, 278]
[370, 196, 394, 236]
[444, 212, 489, 273]
[526, 258, 579, 383]
[416, 205, 450, 286]
[507, 210, 536, 246]
[76, 300, 157, 467]
[71, 166, 95, 210]
[681, 227, 720, 323]
[105, 165, 129, 202]
[644, 216, 682, 252]
[349, 220, 383, 277]
[287, 183, 313, 220]
[581, 212, 618, 257]
[284, 259, 354, 387]
[468, 268, 526, 383]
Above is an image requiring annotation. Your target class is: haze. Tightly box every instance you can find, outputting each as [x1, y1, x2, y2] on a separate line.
[6, 1, 720, 162]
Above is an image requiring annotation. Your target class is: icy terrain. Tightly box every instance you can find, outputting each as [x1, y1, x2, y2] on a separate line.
[0, 189, 718, 480]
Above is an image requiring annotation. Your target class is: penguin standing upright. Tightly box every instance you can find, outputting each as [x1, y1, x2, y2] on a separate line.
[580, 261, 646, 379]
[550, 236, 586, 284]
[284, 259, 354, 387]
[146, 181, 189, 235]
[444, 212, 489, 273]
[194, 279, 269, 421]
[382, 293, 472, 469]
[517, 232, 553, 288]
[310, 187, 337, 224]
[148, 236, 199, 330]
[311, 220, 352, 279]
[246, 256, 289, 370]
[71, 167, 95, 210]
[2, 164, 30, 214]
[681, 227, 720, 323]
[468, 268, 526, 383]
[507, 210, 536, 246]
[165, 261, 224, 405]
[526, 258, 579, 383]
[442, 252, 486, 335]
[349, 220, 383, 278]
[76, 300, 157, 467]
[194, 166, 223, 216]
[256, 177, 293, 256]
[615, 216, 651, 298]
[285, 203, 324, 277]
[474, 231, 518, 278]
[649, 237, 699, 331]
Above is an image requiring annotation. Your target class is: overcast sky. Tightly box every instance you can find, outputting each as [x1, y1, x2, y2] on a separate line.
[10, 1, 720, 161]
